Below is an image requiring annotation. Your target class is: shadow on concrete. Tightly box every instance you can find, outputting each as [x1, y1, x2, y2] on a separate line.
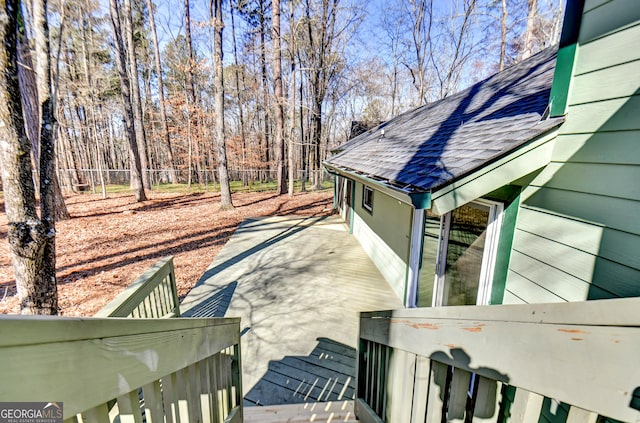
[181, 281, 238, 317]
[244, 338, 356, 407]
[195, 216, 330, 285]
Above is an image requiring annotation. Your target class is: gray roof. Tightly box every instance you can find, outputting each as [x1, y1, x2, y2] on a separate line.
[325, 47, 564, 193]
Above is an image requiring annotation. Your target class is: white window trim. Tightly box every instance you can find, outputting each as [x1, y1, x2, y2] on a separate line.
[362, 186, 374, 213]
[431, 199, 504, 307]
[474, 199, 504, 306]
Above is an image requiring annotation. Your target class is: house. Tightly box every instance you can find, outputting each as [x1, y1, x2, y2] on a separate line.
[325, 0, 640, 309]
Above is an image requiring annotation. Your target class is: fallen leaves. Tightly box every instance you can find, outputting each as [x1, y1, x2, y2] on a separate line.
[0, 189, 334, 316]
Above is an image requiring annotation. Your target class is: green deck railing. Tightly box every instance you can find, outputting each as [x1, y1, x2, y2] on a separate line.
[0, 257, 243, 423]
[95, 256, 180, 318]
[0, 316, 243, 422]
[356, 298, 640, 423]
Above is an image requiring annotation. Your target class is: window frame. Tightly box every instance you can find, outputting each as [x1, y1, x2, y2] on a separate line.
[431, 199, 504, 307]
[362, 185, 374, 213]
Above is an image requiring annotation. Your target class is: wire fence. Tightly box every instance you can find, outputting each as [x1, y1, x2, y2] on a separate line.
[57, 168, 333, 193]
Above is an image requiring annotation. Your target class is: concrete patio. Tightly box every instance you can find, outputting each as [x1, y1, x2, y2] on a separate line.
[179, 214, 403, 407]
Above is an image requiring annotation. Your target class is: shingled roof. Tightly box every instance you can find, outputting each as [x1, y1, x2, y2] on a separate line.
[325, 47, 565, 194]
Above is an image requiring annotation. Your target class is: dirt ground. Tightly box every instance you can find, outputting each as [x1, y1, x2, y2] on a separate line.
[0, 189, 335, 316]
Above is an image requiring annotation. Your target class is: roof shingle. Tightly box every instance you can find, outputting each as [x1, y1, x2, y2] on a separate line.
[325, 47, 564, 193]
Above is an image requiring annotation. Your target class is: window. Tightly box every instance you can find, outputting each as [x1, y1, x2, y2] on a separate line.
[419, 200, 503, 307]
[362, 186, 374, 213]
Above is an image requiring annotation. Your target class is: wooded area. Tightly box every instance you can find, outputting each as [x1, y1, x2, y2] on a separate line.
[11, 0, 563, 198]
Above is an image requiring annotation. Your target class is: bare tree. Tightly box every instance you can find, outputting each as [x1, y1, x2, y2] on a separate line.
[431, 0, 478, 99]
[212, 0, 233, 209]
[109, 0, 147, 201]
[272, 0, 286, 194]
[499, 0, 507, 70]
[301, 0, 340, 190]
[0, 0, 58, 314]
[229, 0, 248, 185]
[124, 0, 151, 189]
[287, 0, 296, 197]
[33, 0, 59, 313]
[381, 11, 403, 116]
[16, 8, 70, 220]
[521, 0, 537, 60]
[404, 0, 433, 104]
[259, 0, 271, 166]
[146, 0, 176, 183]
[184, 0, 204, 185]
[519, 0, 562, 60]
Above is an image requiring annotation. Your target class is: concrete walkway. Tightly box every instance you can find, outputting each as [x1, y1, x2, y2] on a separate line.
[180, 215, 403, 407]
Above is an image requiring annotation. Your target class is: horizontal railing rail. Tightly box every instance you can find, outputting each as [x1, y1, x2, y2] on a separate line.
[0, 315, 243, 423]
[95, 256, 180, 318]
[356, 298, 640, 423]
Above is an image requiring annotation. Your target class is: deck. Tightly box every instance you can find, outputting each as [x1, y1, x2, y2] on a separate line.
[180, 215, 403, 408]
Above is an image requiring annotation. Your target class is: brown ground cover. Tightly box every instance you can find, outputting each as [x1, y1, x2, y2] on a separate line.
[0, 189, 334, 316]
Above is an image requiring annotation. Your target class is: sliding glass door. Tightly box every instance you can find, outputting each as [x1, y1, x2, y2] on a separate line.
[419, 200, 503, 307]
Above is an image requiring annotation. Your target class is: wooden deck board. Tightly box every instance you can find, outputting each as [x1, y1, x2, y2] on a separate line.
[243, 400, 358, 422]
[180, 215, 403, 408]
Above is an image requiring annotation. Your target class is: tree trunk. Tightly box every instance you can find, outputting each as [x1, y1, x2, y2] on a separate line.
[16, 25, 40, 162]
[230, 0, 248, 185]
[438, 0, 476, 98]
[184, 0, 197, 113]
[499, 0, 507, 71]
[303, 0, 339, 190]
[34, 0, 58, 314]
[287, 0, 296, 197]
[109, 0, 147, 201]
[299, 70, 306, 193]
[17, 8, 69, 220]
[271, 0, 286, 194]
[0, 0, 58, 314]
[124, 0, 150, 190]
[309, 96, 322, 190]
[184, 0, 204, 185]
[522, 0, 537, 60]
[146, 0, 175, 183]
[259, 0, 270, 166]
[212, 0, 233, 209]
[408, 0, 432, 104]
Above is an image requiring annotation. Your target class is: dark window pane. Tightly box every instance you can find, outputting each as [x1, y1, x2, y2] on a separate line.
[444, 204, 489, 306]
[363, 186, 374, 212]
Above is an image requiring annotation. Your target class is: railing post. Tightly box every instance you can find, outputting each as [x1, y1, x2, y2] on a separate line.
[168, 257, 181, 317]
[511, 389, 544, 423]
[231, 344, 243, 422]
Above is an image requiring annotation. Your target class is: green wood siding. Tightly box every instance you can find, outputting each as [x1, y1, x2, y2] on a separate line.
[579, 0, 640, 43]
[571, 59, 640, 104]
[351, 181, 413, 300]
[552, 131, 640, 164]
[531, 162, 640, 201]
[521, 187, 638, 234]
[505, 2, 640, 304]
[575, 21, 640, 74]
[559, 96, 640, 134]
